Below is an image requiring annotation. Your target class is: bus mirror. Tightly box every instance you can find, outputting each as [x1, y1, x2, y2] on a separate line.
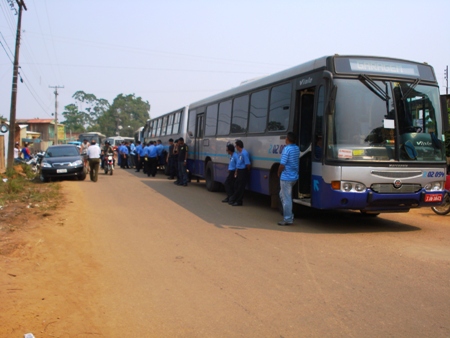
[323, 70, 333, 81]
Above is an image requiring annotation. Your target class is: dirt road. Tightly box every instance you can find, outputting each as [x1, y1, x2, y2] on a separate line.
[2, 168, 450, 337]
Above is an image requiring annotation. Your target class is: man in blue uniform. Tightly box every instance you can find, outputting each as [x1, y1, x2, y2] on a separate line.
[147, 141, 158, 177]
[277, 132, 300, 225]
[119, 142, 129, 169]
[134, 141, 143, 172]
[229, 140, 251, 206]
[222, 143, 238, 203]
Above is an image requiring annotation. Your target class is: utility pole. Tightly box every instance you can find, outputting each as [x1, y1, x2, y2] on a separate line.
[7, 0, 27, 170]
[49, 85, 64, 145]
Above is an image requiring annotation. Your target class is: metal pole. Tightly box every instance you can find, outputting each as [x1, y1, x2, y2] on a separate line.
[7, 0, 27, 170]
[49, 85, 64, 145]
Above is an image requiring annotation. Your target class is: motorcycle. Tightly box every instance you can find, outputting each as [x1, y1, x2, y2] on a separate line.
[15, 152, 45, 179]
[104, 153, 114, 175]
[431, 174, 450, 216]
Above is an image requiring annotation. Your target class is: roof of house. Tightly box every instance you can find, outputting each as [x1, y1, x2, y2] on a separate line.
[16, 119, 55, 124]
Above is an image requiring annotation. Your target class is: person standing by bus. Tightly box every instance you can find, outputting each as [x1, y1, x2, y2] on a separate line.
[277, 132, 300, 226]
[174, 137, 188, 186]
[129, 141, 136, 168]
[145, 141, 158, 177]
[119, 142, 129, 169]
[222, 144, 238, 203]
[134, 141, 143, 172]
[229, 140, 251, 206]
[166, 138, 176, 179]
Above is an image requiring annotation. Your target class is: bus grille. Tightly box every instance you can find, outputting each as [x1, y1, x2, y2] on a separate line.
[371, 171, 422, 179]
[371, 183, 422, 193]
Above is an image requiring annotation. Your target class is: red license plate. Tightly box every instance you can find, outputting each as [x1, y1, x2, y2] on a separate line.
[425, 194, 442, 202]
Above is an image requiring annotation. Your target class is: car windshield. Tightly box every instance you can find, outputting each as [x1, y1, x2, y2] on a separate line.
[327, 79, 444, 162]
[45, 146, 80, 158]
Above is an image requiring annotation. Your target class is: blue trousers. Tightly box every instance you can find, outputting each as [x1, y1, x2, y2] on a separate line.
[280, 180, 296, 222]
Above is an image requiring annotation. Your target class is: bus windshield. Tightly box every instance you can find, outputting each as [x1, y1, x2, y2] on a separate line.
[327, 79, 444, 162]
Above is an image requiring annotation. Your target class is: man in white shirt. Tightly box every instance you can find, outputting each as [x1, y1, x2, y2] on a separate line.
[13, 142, 20, 160]
[87, 140, 101, 182]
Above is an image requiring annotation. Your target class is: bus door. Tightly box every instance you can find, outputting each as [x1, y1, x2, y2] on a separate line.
[296, 87, 315, 200]
[194, 113, 205, 176]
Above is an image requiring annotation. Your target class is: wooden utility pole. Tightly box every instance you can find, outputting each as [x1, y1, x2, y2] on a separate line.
[49, 85, 64, 144]
[7, 0, 27, 170]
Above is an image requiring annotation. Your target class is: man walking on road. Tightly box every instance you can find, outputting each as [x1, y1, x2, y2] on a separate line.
[277, 132, 300, 225]
[87, 139, 102, 182]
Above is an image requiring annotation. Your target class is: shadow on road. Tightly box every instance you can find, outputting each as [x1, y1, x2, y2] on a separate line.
[135, 172, 421, 235]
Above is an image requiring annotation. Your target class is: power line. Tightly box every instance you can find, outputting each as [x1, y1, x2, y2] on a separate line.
[0, 40, 13, 63]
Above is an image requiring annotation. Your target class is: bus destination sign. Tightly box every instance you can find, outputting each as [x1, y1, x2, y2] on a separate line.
[334, 57, 426, 78]
[349, 59, 419, 76]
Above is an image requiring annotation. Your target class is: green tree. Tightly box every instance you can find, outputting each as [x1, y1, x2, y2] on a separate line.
[98, 94, 150, 137]
[61, 103, 88, 133]
[0, 115, 8, 122]
[72, 91, 110, 130]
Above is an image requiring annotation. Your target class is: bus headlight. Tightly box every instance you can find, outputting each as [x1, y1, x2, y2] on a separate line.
[424, 181, 444, 191]
[342, 182, 352, 191]
[332, 181, 366, 193]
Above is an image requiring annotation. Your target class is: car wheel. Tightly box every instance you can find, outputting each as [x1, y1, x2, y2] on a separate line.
[78, 172, 87, 181]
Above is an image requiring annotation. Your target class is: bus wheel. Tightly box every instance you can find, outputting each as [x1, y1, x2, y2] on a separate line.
[205, 161, 220, 192]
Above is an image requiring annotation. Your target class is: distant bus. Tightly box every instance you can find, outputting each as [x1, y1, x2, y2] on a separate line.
[134, 126, 144, 144]
[77, 132, 106, 145]
[152, 55, 448, 214]
[105, 136, 135, 148]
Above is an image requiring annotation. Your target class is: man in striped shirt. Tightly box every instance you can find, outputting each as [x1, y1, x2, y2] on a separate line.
[277, 132, 300, 226]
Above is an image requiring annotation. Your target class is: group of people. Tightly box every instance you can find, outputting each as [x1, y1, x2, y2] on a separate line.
[222, 140, 251, 207]
[133, 138, 189, 186]
[13, 142, 32, 161]
[222, 134, 300, 226]
[81, 132, 301, 226]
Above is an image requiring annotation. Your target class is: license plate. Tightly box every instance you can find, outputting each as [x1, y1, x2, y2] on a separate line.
[425, 194, 442, 202]
[56, 169, 67, 174]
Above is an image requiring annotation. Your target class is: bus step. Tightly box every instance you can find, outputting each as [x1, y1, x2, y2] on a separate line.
[294, 198, 311, 206]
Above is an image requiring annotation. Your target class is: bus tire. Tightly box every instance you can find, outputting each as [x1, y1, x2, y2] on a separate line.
[205, 161, 220, 192]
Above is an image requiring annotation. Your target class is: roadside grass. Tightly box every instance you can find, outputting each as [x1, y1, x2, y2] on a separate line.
[0, 165, 61, 212]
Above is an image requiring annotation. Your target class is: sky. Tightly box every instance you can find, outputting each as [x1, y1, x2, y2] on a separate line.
[1, 0, 449, 125]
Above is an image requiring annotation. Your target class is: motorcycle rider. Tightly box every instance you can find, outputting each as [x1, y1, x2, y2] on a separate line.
[102, 141, 115, 168]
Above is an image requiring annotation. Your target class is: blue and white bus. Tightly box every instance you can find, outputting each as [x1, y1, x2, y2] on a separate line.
[142, 106, 189, 150]
[182, 55, 447, 214]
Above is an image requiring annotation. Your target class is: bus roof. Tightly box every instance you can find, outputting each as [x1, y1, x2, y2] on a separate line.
[189, 56, 329, 109]
[188, 54, 436, 109]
